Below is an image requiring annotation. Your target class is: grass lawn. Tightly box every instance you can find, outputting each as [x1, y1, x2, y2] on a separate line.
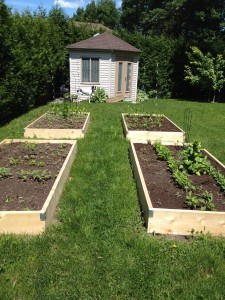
[0, 99, 225, 299]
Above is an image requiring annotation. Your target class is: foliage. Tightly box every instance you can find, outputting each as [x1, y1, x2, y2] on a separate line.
[18, 169, 52, 182]
[118, 30, 175, 97]
[136, 89, 150, 102]
[90, 87, 108, 103]
[185, 46, 225, 102]
[179, 141, 211, 176]
[0, 167, 12, 180]
[72, 0, 120, 29]
[154, 141, 193, 191]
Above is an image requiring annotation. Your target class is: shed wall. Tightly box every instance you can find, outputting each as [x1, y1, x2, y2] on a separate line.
[69, 51, 139, 101]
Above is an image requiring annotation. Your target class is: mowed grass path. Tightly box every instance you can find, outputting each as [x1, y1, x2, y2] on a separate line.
[0, 99, 225, 299]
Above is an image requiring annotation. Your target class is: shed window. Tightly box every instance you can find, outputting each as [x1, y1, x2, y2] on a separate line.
[82, 58, 99, 83]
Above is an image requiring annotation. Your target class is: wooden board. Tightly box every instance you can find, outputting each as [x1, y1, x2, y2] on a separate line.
[107, 95, 124, 103]
[130, 141, 225, 236]
[24, 112, 90, 139]
[122, 113, 185, 144]
[0, 139, 77, 234]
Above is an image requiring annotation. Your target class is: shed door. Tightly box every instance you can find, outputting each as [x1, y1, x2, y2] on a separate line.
[116, 60, 133, 98]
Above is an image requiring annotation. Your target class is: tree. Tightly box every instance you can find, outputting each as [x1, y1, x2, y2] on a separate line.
[185, 46, 225, 102]
[0, 0, 11, 80]
[72, 0, 120, 29]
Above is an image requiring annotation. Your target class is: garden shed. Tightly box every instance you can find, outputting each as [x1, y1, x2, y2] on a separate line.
[66, 31, 140, 102]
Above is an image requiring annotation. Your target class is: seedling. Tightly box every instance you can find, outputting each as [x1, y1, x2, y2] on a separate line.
[8, 157, 20, 165]
[0, 167, 12, 180]
[29, 159, 45, 167]
[24, 142, 37, 153]
[4, 195, 13, 203]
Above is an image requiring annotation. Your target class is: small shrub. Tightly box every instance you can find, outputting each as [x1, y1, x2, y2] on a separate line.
[90, 87, 108, 103]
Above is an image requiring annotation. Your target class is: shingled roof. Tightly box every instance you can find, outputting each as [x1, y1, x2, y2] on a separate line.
[66, 31, 141, 53]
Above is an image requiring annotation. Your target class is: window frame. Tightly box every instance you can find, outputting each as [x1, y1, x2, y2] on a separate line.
[81, 57, 100, 84]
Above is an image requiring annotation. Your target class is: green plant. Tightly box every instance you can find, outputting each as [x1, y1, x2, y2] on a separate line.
[29, 159, 45, 167]
[154, 142, 194, 190]
[4, 194, 13, 203]
[186, 191, 200, 209]
[179, 141, 211, 176]
[18, 169, 52, 182]
[90, 87, 108, 103]
[154, 141, 171, 161]
[8, 157, 20, 165]
[209, 166, 225, 192]
[0, 167, 12, 180]
[24, 142, 37, 153]
[199, 191, 215, 211]
[136, 89, 150, 102]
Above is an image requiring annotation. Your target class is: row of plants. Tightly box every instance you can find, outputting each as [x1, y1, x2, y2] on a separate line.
[0, 142, 68, 183]
[153, 141, 225, 211]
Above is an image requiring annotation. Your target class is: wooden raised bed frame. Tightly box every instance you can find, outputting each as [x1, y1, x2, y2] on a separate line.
[122, 113, 185, 144]
[24, 112, 90, 139]
[130, 140, 225, 236]
[0, 139, 77, 235]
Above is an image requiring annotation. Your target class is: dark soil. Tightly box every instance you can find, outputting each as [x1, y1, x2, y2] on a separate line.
[0, 142, 71, 211]
[134, 143, 225, 212]
[125, 115, 181, 131]
[30, 112, 87, 129]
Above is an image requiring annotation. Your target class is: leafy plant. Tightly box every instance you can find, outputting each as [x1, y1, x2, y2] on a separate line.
[24, 142, 37, 153]
[18, 169, 52, 182]
[185, 46, 225, 102]
[199, 191, 215, 211]
[90, 87, 108, 103]
[29, 159, 45, 167]
[186, 191, 200, 209]
[209, 166, 225, 192]
[0, 167, 12, 180]
[8, 157, 20, 165]
[179, 141, 211, 176]
[154, 142, 193, 190]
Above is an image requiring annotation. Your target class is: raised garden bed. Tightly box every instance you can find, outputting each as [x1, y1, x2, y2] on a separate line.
[122, 113, 185, 144]
[24, 112, 90, 139]
[0, 139, 77, 234]
[130, 140, 225, 236]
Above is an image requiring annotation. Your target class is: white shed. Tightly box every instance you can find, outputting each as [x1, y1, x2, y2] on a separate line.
[66, 31, 140, 102]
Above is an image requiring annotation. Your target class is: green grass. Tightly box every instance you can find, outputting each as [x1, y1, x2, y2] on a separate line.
[0, 99, 225, 299]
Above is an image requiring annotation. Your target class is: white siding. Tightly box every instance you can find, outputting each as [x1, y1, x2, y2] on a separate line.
[69, 51, 111, 100]
[131, 56, 139, 101]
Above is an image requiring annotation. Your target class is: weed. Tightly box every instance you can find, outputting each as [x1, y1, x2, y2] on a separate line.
[18, 169, 51, 182]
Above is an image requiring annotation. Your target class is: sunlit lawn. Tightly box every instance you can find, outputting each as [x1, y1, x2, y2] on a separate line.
[0, 99, 225, 299]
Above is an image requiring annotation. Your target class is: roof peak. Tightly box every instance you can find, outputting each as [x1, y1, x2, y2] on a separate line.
[66, 31, 141, 53]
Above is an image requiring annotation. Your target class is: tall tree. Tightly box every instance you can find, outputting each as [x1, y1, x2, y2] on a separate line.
[72, 0, 120, 29]
[0, 0, 11, 80]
